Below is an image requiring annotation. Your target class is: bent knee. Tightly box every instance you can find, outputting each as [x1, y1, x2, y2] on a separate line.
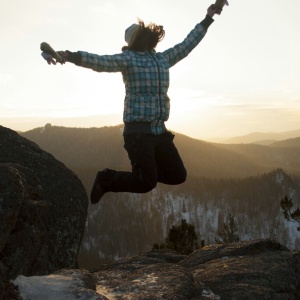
[173, 169, 187, 185]
[138, 180, 157, 193]
[177, 171, 187, 184]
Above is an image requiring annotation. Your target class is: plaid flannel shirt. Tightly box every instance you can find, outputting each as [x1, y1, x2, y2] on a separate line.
[77, 16, 213, 135]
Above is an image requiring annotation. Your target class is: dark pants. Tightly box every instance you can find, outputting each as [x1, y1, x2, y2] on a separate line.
[110, 131, 187, 193]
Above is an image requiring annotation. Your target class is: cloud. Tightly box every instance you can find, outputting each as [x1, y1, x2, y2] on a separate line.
[0, 73, 14, 84]
[89, 3, 118, 16]
[37, 15, 70, 26]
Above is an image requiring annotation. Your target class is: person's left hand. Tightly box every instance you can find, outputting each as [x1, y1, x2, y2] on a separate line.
[207, 4, 222, 17]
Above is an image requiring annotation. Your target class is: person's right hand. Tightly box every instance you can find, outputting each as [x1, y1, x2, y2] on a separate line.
[47, 57, 57, 65]
[41, 51, 68, 65]
[57, 51, 68, 63]
[41, 52, 57, 65]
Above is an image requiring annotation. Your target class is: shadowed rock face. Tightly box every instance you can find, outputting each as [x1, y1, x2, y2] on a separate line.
[181, 240, 300, 299]
[12, 240, 300, 300]
[0, 126, 88, 297]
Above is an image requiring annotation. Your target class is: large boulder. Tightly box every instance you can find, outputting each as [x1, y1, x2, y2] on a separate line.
[12, 239, 300, 299]
[0, 126, 88, 298]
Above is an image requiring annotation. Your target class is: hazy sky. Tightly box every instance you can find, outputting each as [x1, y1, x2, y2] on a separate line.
[1, 0, 300, 140]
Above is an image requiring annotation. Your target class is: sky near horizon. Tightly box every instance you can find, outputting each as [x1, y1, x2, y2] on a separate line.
[1, 0, 300, 140]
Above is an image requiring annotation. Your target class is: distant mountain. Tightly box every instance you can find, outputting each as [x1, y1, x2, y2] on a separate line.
[19, 124, 300, 268]
[222, 129, 300, 144]
[251, 139, 278, 146]
[21, 124, 300, 182]
[270, 137, 300, 148]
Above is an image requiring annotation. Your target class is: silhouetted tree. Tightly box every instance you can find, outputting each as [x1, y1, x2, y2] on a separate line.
[152, 243, 166, 250]
[200, 240, 206, 248]
[281, 196, 300, 231]
[153, 219, 198, 255]
[216, 213, 240, 244]
[269, 228, 277, 242]
[165, 220, 198, 254]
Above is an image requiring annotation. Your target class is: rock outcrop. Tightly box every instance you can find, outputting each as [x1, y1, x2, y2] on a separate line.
[0, 126, 88, 298]
[13, 239, 300, 299]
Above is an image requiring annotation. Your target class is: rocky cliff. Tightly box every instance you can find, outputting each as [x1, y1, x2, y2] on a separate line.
[12, 239, 300, 299]
[0, 126, 88, 299]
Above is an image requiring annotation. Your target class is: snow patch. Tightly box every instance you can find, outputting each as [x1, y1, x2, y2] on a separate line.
[13, 274, 79, 300]
[83, 241, 91, 252]
[13, 273, 101, 300]
[276, 171, 284, 184]
[202, 288, 221, 299]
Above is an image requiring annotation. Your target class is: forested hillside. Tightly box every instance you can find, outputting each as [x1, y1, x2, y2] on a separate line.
[20, 124, 300, 269]
[21, 123, 300, 184]
[270, 137, 300, 148]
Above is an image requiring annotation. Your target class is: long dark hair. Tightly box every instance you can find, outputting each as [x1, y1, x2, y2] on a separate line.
[122, 19, 165, 52]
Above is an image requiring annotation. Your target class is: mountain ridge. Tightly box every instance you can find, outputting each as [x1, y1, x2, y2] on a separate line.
[270, 137, 300, 148]
[20, 124, 300, 180]
[221, 128, 300, 144]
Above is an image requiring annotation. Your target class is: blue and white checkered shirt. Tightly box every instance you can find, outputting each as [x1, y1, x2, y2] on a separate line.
[76, 16, 213, 135]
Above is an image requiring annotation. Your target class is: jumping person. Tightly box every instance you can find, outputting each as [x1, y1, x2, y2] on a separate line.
[45, 4, 223, 204]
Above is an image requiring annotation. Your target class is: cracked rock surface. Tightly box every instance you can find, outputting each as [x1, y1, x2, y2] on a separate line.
[13, 240, 300, 299]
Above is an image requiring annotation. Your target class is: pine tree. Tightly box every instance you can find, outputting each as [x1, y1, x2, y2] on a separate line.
[152, 219, 199, 255]
[165, 220, 199, 255]
[216, 213, 240, 244]
[280, 196, 300, 231]
[269, 228, 277, 241]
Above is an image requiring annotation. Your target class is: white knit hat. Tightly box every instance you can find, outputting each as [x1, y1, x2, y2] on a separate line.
[125, 24, 139, 45]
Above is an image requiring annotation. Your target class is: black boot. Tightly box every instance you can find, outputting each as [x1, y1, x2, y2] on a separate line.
[90, 168, 114, 204]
